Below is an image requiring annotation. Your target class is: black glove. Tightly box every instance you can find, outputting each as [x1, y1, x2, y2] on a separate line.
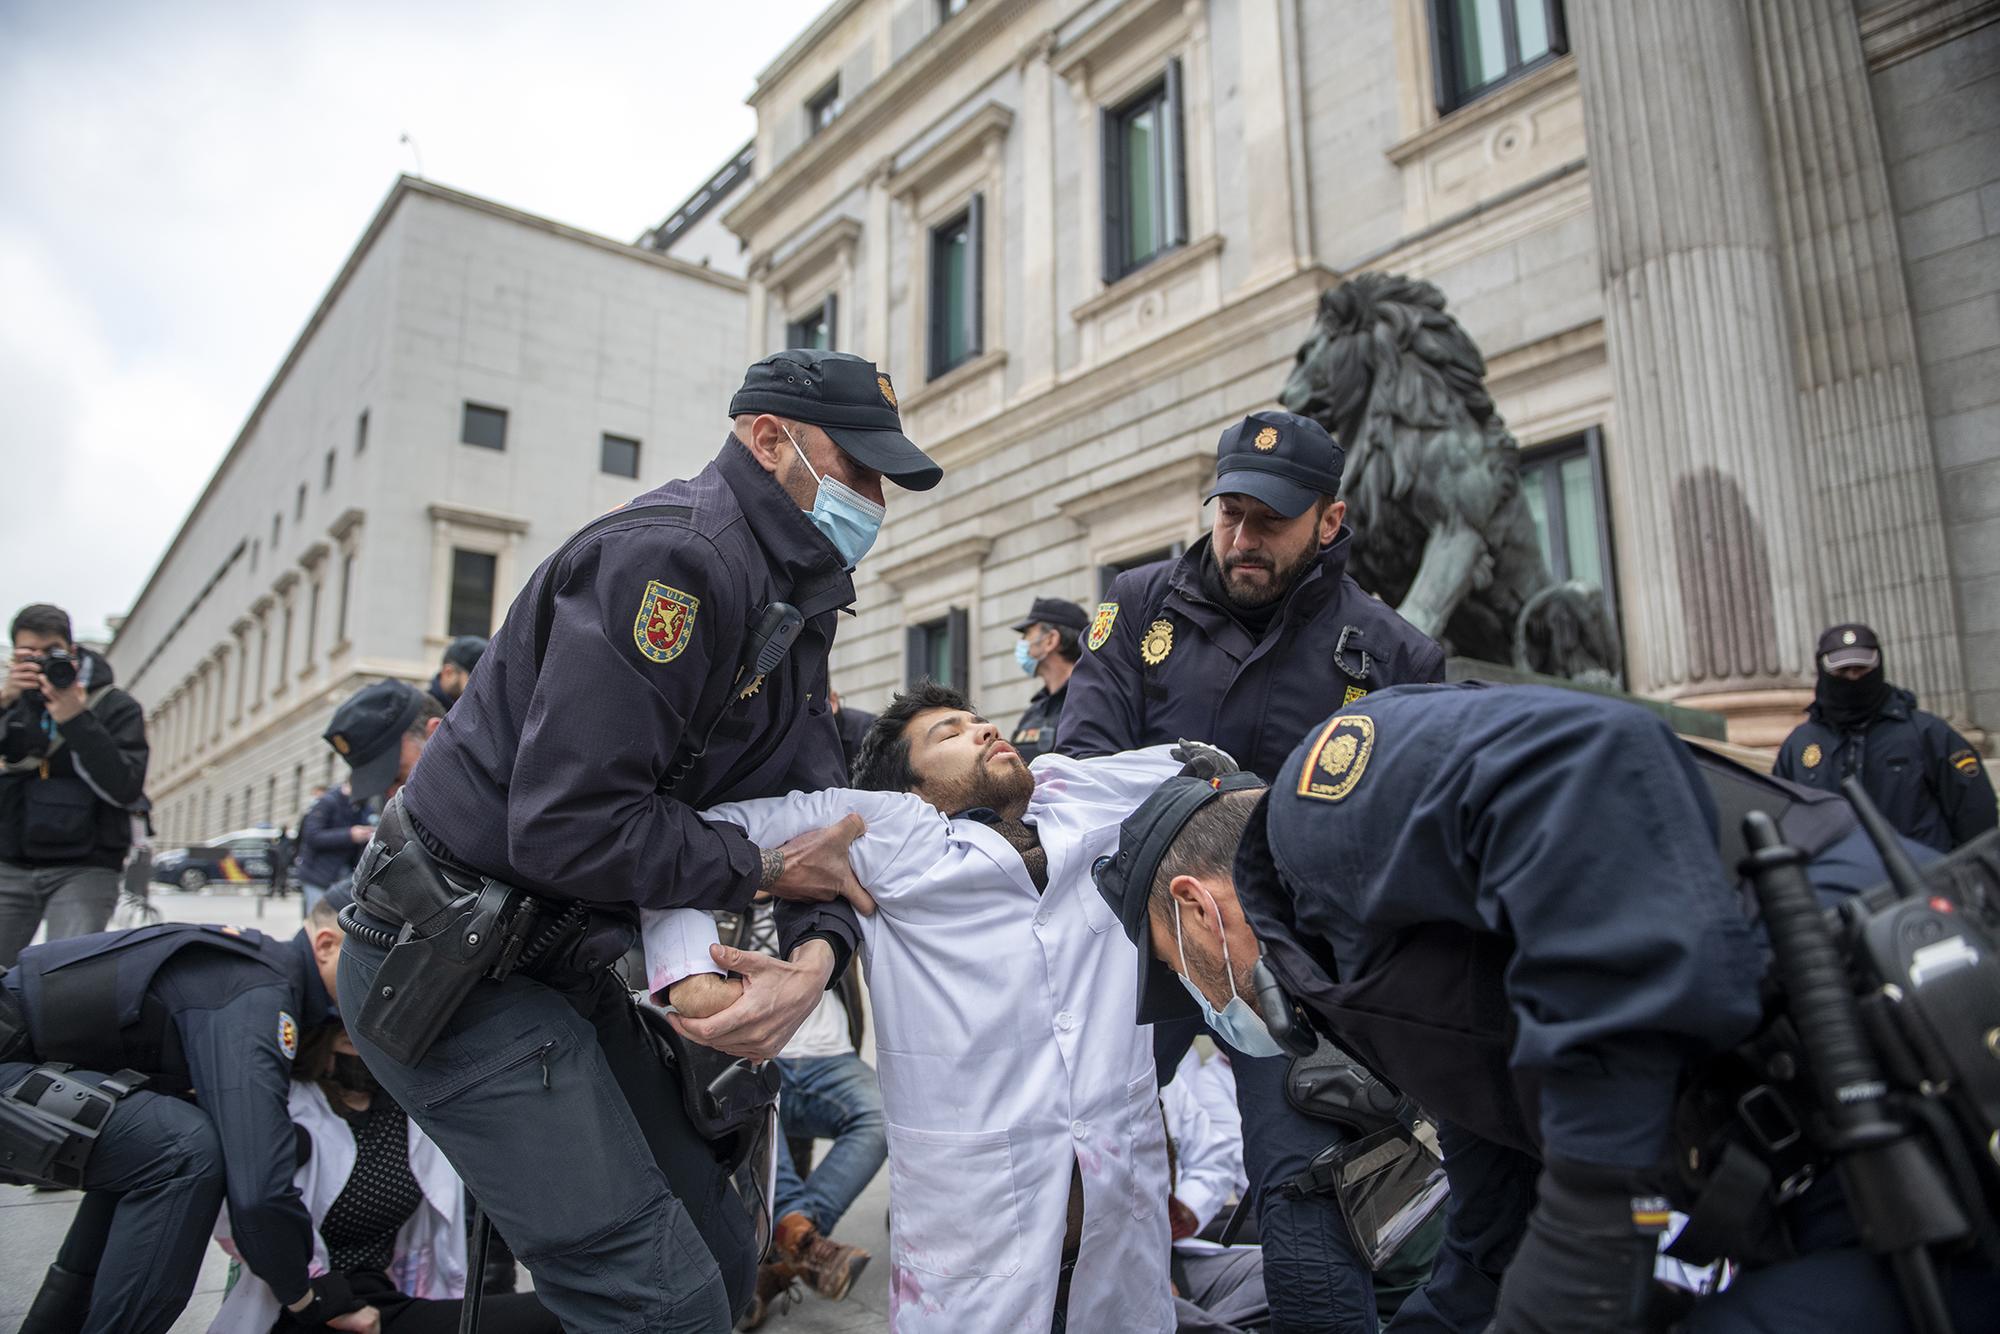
[1172, 738, 1239, 780]
[284, 1272, 362, 1327]
[1488, 1157, 1666, 1334]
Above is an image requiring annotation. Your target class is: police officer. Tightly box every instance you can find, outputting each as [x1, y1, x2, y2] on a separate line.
[1, 894, 353, 1334]
[1008, 596, 1088, 763]
[1774, 622, 1995, 852]
[1057, 408, 1444, 1333]
[336, 349, 941, 1332]
[1098, 683, 2000, 1331]
[428, 634, 487, 709]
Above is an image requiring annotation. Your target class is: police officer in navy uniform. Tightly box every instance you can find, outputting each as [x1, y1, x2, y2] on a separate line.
[1, 894, 354, 1334]
[1008, 596, 1089, 763]
[1100, 682, 2000, 1332]
[1774, 622, 1995, 853]
[336, 349, 941, 1333]
[1057, 408, 1444, 1333]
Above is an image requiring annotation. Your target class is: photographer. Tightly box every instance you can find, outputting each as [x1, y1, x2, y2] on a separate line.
[0, 603, 150, 965]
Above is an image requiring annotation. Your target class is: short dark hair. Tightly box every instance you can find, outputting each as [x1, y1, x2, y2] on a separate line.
[407, 691, 446, 737]
[1047, 623, 1081, 664]
[851, 679, 972, 791]
[11, 604, 72, 645]
[1147, 790, 1261, 921]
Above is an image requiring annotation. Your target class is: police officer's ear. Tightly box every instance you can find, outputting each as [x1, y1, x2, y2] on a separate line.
[422, 716, 442, 741]
[1315, 495, 1346, 546]
[733, 413, 795, 475]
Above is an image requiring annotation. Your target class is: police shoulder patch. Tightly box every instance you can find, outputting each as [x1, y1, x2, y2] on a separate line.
[1341, 684, 1368, 706]
[634, 580, 699, 664]
[1951, 748, 1980, 775]
[1801, 743, 1823, 769]
[1298, 714, 1374, 803]
[1087, 602, 1119, 651]
[277, 1011, 298, 1061]
[1139, 619, 1175, 667]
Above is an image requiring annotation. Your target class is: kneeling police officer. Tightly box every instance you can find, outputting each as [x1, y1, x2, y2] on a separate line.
[1098, 682, 2000, 1332]
[2, 893, 354, 1334]
[336, 350, 941, 1332]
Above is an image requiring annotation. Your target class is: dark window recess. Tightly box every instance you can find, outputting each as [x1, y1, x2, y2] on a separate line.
[304, 581, 321, 663]
[291, 763, 304, 818]
[1101, 60, 1189, 283]
[1098, 542, 1186, 599]
[905, 608, 970, 691]
[448, 548, 498, 639]
[600, 433, 641, 479]
[272, 514, 282, 547]
[295, 483, 306, 520]
[356, 408, 369, 454]
[1430, 0, 1567, 115]
[323, 449, 336, 490]
[1518, 426, 1617, 635]
[278, 607, 293, 680]
[806, 78, 842, 136]
[336, 553, 353, 643]
[938, 0, 971, 20]
[927, 195, 984, 379]
[786, 292, 838, 351]
[461, 402, 509, 451]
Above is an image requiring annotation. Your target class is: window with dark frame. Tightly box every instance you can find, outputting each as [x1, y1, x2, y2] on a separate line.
[356, 409, 369, 454]
[927, 197, 984, 379]
[278, 605, 293, 682]
[1429, 0, 1567, 115]
[295, 483, 306, 520]
[1098, 542, 1186, 599]
[786, 293, 837, 351]
[461, 402, 509, 451]
[304, 580, 320, 664]
[600, 433, 641, 479]
[336, 552, 353, 644]
[904, 608, 970, 690]
[1518, 426, 1617, 632]
[806, 78, 842, 136]
[323, 449, 335, 490]
[448, 548, 498, 639]
[1101, 62, 1188, 283]
[937, 0, 971, 21]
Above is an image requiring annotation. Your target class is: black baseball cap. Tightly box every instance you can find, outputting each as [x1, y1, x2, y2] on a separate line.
[324, 680, 426, 803]
[442, 635, 486, 672]
[729, 349, 943, 491]
[1093, 771, 1267, 1024]
[1202, 410, 1345, 518]
[1816, 623, 1881, 672]
[1010, 597, 1090, 634]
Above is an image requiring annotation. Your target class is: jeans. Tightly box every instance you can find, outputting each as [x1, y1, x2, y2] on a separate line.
[771, 1051, 887, 1235]
[0, 861, 118, 966]
[339, 930, 747, 1334]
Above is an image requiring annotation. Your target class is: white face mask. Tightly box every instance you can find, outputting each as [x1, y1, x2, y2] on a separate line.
[1172, 883, 1284, 1059]
[784, 426, 886, 569]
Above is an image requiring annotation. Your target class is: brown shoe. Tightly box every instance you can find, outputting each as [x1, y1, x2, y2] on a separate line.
[738, 1259, 801, 1330]
[771, 1211, 871, 1302]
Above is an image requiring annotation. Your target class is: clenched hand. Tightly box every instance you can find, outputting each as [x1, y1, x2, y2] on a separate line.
[668, 940, 836, 1060]
[766, 814, 875, 915]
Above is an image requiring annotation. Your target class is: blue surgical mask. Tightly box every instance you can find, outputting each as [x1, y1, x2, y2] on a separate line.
[1174, 886, 1285, 1059]
[786, 427, 886, 570]
[1014, 637, 1039, 676]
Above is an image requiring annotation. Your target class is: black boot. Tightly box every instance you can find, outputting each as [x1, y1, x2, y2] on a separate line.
[18, 1264, 93, 1334]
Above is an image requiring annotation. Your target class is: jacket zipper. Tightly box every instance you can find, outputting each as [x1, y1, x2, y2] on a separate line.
[422, 1039, 555, 1109]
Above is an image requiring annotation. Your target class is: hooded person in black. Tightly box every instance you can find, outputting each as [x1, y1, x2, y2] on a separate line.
[1773, 622, 1995, 852]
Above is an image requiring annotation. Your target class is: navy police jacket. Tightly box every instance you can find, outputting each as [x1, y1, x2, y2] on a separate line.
[402, 440, 854, 918]
[296, 783, 367, 888]
[5, 923, 334, 1304]
[1009, 683, 1067, 764]
[1242, 684, 1768, 1171]
[1773, 687, 1995, 854]
[1054, 530, 1445, 780]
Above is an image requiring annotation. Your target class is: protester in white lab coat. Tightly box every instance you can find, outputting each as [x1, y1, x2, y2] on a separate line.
[1164, 1049, 1269, 1333]
[650, 682, 1181, 1334]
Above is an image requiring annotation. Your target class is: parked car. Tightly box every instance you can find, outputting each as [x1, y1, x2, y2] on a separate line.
[153, 827, 284, 891]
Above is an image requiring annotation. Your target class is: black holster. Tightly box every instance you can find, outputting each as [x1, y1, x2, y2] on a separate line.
[0, 1065, 146, 1189]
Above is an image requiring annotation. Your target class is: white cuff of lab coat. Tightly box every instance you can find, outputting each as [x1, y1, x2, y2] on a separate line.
[641, 907, 726, 1000]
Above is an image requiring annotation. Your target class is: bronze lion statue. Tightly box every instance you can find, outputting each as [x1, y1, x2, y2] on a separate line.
[1278, 272, 1619, 683]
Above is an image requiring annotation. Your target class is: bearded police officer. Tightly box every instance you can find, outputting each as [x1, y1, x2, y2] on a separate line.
[1774, 623, 1995, 853]
[1057, 408, 1443, 1333]
[1101, 683, 2000, 1332]
[2, 896, 353, 1334]
[1008, 596, 1089, 763]
[336, 349, 942, 1332]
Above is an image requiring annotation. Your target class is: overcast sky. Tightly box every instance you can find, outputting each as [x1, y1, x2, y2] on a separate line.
[0, 0, 828, 643]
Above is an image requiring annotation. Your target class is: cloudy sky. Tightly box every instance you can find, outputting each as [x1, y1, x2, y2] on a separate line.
[0, 0, 828, 642]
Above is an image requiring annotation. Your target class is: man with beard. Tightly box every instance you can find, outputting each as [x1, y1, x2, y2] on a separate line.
[646, 682, 1208, 1333]
[1774, 623, 1993, 853]
[1054, 410, 1443, 1333]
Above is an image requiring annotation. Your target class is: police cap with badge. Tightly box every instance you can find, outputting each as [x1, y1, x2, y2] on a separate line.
[730, 349, 943, 492]
[1204, 410, 1345, 517]
[324, 680, 428, 804]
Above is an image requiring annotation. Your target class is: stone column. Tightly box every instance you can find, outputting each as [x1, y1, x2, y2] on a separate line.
[745, 262, 769, 362]
[1017, 33, 1059, 395]
[1571, 0, 1824, 743]
[1235, 0, 1302, 285]
[865, 160, 893, 365]
[1744, 0, 1967, 725]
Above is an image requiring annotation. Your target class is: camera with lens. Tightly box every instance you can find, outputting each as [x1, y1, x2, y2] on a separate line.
[1, 650, 76, 762]
[35, 649, 78, 692]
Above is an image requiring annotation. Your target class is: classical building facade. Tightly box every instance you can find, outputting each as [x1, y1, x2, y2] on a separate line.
[724, 0, 1997, 745]
[111, 178, 746, 845]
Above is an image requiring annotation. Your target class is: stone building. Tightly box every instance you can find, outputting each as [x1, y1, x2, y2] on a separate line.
[110, 177, 746, 845]
[724, 0, 1997, 745]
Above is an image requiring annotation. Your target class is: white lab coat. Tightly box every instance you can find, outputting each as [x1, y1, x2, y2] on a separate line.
[645, 747, 1183, 1333]
[207, 1083, 468, 1334]
[1164, 1049, 1247, 1241]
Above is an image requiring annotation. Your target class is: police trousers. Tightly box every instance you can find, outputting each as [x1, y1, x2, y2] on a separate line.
[0, 1060, 226, 1334]
[339, 931, 751, 1334]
